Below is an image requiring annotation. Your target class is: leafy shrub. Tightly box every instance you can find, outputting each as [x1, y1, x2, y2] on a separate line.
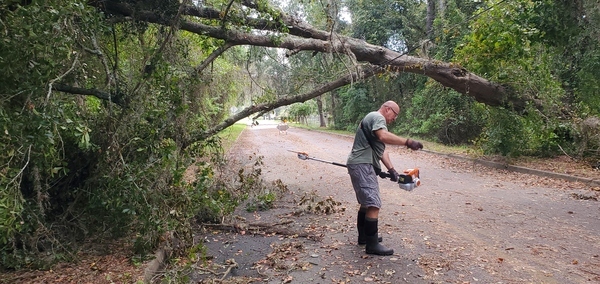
[400, 84, 485, 145]
[235, 156, 289, 212]
[0, 0, 248, 269]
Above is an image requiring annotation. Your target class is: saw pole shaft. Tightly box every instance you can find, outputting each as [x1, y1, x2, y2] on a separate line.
[307, 157, 347, 168]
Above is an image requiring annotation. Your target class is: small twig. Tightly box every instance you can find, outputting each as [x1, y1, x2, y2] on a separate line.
[220, 259, 238, 281]
[193, 264, 221, 276]
[221, 0, 236, 27]
[5, 145, 32, 191]
[255, 266, 268, 277]
[79, 34, 114, 92]
[46, 53, 80, 106]
[249, 220, 294, 227]
[194, 42, 235, 74]
[556, 143, 574, 160]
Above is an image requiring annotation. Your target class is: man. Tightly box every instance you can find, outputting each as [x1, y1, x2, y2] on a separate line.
[346, 101, 423, 255]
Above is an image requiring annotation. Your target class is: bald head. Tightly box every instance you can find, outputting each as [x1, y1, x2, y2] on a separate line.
[381, 101, 399, 111]
[379, 100, 400, 123]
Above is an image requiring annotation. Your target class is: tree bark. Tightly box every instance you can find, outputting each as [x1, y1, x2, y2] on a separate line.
[316, 96, 326, 127]
[426, 0, 436, 38]
[330, 92, 336, 127]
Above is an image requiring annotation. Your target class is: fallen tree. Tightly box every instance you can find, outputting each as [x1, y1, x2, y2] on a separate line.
[78, 0, 533, 142]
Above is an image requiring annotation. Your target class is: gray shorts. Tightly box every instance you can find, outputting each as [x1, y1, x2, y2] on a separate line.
[347, 163, 381, 208]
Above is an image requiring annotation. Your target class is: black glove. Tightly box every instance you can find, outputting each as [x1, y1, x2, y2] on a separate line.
[405, 139, 423, 151]
[388, 168, 399, 182]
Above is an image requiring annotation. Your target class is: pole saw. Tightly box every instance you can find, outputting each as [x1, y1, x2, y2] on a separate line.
[288, 150, 421, 191]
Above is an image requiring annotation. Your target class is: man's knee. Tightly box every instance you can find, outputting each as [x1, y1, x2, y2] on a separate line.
[365, 206, 380, 218]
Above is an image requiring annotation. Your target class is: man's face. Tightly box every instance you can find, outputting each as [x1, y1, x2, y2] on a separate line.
[383, 105, 399, 123]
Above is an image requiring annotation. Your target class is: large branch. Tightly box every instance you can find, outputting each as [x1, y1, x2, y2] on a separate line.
[181, 2, 332, 41]
[188, 65, 381, 145]
[185, 23, 531, 109]
[52, 84, 125, 106]
[98, 1, 532, 111]
[194, 42, 236, 74]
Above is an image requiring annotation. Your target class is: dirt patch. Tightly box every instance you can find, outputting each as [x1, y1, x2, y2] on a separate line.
[1, 241, 145, 284]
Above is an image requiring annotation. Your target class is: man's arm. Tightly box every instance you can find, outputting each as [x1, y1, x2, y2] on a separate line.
[374, 128, 409, 146]
[380, 149, 394, 170]
[375, 129, 404, 173]
[374, 128, 424, 150]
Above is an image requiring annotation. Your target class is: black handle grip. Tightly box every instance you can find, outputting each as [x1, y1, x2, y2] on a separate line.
[378, 172, 391, 179]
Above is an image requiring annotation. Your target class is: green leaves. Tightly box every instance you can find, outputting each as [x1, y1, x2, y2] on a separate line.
[288, 101, 317, 121]
[74, 125, 92, 150]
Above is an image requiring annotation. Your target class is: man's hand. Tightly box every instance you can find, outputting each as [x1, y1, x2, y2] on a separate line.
[405, 139, 423, 151]
[388, 168, 399, 182]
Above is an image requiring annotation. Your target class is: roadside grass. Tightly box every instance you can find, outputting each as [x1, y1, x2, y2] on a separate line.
[289, 122, 353, 136]
[217, 122, 247, 152]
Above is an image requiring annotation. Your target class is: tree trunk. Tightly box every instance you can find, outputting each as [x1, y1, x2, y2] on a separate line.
[330, 92, 336, 128]
[426, 0, 436, 38]
[316, 96, 326, 127]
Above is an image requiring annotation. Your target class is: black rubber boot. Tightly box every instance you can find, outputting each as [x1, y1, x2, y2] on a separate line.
[357, 209, 382, 245]
[364, 218, 393, 256]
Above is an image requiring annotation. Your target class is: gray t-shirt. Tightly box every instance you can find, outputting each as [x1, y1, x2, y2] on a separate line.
[346, 111, 387, 171]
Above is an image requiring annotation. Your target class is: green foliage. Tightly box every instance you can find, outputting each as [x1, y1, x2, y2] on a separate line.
[400, 83, 486, 145]
[345, 0, 425, 47]
[245, 192, 276, 212]
[454, 0, 567, 107]
[431, 0, 485, 61]
[288, 101, 317, 123]
[476, 108, 526, 157]
[546, 1, 600, 115]
[573, 116, 600, 159]
[334, 85, 378, 131]
[0, 0, 250, 270]
[474, 105, 572, 157]
[452, 0, 574, 157]
[574, 44, 600, 115]
[0, 0, 111, 268]
[456, 1, 540, 76]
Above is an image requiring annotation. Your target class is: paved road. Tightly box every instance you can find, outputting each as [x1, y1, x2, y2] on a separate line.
[226, 123, 600, 284]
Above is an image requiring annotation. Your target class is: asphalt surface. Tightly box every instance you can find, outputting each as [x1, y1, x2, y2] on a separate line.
[201, 121, 600, 284]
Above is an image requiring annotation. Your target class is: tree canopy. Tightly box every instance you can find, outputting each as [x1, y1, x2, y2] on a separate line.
[91, 0, 528, 131]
